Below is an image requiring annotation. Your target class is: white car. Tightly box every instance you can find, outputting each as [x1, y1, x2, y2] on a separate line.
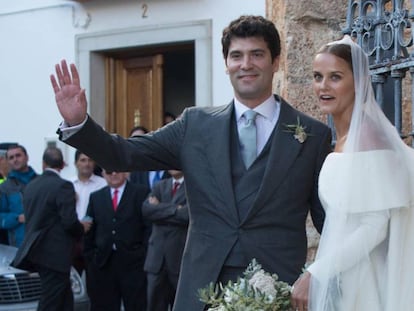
[0, 244, 89, 311]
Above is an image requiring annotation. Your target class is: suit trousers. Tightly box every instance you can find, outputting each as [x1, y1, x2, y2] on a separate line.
[35, 264, 73, 311]
[72, 237, 85, 275]
[146, 263, 178, 311]
[86, 251, 147, 311]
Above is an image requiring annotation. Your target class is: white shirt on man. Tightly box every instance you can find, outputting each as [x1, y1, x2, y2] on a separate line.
[72, 174, 107, 220]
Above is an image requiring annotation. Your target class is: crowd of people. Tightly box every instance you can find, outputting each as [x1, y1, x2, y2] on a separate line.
[1, 13, 414, 311]
[0, 140, 187, 311]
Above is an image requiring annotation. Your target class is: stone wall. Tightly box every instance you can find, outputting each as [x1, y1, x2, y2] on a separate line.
[267, 0, 347, 122]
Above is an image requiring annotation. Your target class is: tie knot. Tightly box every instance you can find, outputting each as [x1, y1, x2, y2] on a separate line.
[243, 110, 257, 121]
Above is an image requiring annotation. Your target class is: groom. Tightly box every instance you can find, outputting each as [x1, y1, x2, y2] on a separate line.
[51, 15, 331, 311]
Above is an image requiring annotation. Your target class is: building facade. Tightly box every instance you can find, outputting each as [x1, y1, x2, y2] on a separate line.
[0, 0, 347, 178]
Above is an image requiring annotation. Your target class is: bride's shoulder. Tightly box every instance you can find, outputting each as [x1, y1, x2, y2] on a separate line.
[327, 149, 397, 162]
[323, 150, 399, 179]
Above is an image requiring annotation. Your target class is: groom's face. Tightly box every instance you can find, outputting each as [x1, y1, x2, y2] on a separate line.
[225, 36, 279, 108]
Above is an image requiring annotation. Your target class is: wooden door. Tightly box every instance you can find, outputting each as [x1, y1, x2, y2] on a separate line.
[105, 54, 164, 137]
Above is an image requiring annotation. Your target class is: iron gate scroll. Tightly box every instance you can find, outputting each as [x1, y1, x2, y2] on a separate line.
[343, 0, 414, 144]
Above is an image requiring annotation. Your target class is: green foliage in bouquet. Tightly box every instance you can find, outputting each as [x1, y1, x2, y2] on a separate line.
[198, 259, 294, 311]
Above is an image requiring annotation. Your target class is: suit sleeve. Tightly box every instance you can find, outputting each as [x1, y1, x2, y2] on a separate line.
[308, 210, 389, 280]
[142, 182, 189, 226]
[62, 110, 188, 172]
[57, 181, 84, 239]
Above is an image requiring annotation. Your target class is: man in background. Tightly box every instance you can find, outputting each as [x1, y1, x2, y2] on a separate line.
[72, 150, 107, 220]
[71, 150, 107, 273]
[0, 144, 37, 246]
[84, 170, 150, 311]
[143, 169, 188, 311]
[12, 147, 90, 311]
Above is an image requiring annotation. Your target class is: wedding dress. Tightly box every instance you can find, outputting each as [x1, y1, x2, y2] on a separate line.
[308, 150, 414, 310]
[307, 36, 414, 311]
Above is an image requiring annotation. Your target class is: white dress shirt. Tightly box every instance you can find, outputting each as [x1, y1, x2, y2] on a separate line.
[72, 174, 107, 220]
[172, 176, 184, 187]
[234, 95, 280, 155]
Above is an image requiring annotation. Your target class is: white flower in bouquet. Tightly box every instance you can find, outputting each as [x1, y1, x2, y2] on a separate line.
[198, 259, 294, 311]
[248, 269, 277, 302]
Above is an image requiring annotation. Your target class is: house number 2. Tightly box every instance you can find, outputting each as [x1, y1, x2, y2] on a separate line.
[142, 3, 148, 18]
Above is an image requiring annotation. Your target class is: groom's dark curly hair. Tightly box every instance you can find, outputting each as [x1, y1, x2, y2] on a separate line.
[221, 15, 281, 61]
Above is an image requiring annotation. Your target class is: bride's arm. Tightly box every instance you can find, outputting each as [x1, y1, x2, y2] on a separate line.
[291, 210, 389, 310]
[307, 209, 389, 280]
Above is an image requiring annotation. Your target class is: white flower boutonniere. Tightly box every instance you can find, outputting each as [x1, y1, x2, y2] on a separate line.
[198, 259, 293, 311]
[283, 117, 311, 143]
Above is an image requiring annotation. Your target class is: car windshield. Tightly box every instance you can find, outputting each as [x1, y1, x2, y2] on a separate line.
[0, 244, 17, 267]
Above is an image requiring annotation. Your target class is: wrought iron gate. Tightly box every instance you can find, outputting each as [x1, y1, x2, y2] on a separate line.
[343, 0, 414, 144]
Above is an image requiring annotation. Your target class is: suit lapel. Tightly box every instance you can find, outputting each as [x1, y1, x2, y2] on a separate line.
[242, 99, 304, 222]
[164, 180, 174, 201]
[104, 187, 115, 213]
[205, 103, 238, 219]
[116, 182, 131, 212]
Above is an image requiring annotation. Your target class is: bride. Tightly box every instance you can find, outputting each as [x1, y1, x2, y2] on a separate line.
[291, 35, 414, 311]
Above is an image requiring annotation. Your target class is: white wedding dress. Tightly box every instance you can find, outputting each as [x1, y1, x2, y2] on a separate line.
[307, 150, 414, 311]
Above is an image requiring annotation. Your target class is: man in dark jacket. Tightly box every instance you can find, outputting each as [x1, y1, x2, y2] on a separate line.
[143, 170, 188, 311]
[12, 147, 90, 311]
[84, 170, 150, 311]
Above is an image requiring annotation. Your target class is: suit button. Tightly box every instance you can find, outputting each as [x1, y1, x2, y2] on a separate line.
[112, 218, 116, 222]
[112, 230, 116, 235]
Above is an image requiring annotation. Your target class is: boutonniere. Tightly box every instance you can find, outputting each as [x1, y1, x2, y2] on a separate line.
[283, 117, 311, 143]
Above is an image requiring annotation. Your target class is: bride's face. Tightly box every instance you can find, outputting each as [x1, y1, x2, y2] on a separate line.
[312, 52, 355, 119]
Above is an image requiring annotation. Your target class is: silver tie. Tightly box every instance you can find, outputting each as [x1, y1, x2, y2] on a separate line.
[238, 110, 258, 168]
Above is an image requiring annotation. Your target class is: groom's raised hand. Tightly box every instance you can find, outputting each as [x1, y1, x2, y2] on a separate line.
[50, 60, 87, 126]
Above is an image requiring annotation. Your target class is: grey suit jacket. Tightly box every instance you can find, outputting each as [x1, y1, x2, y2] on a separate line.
[61, 96, 332, 311]
[142, 178, 188, 275]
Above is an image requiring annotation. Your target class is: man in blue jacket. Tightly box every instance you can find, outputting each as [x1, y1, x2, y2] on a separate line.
[0, 144, 37, 246]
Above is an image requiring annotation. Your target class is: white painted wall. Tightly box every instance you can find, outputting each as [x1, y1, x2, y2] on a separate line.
[0, 0, 265, 178]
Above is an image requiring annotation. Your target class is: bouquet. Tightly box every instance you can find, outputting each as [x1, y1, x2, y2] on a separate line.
[198, 259, 294, 311]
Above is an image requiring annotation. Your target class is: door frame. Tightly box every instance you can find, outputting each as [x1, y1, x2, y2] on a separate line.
[75, 20, 212, 127]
